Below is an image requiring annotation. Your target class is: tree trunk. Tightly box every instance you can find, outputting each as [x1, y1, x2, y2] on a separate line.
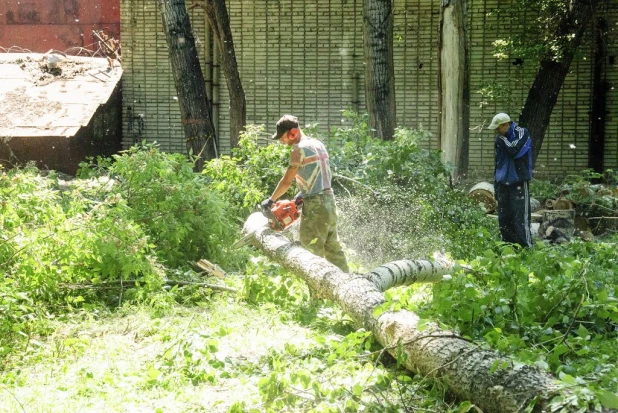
[243, 212, 562, 413]
[519, 0, 602, 164]
[438, 0, 469, 181]
[363, 0, 396, 141]
[588, 17, 608, 173]
[203, 0, 246, 149]
[367, 255, 455, 291]
[158, 0, 218, 170]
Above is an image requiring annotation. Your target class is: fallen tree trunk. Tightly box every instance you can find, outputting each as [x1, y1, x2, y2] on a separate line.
[366, 254, 455, 291]
[243, 212, 561, 413]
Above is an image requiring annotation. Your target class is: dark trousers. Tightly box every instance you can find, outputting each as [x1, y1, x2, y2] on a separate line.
[495, 181, 533, 248]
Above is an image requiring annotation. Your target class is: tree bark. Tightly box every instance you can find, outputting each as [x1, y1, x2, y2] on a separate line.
[519, 0, 602, 164]
[243, 212, 562, 413]
[367, 256, 455, 291]
[438, 0, 469, 181]
[203, 0, 246, 149]
[363, 0, 396, 141]
[158, 0, 218, 170]
[588, 16, 608, 173]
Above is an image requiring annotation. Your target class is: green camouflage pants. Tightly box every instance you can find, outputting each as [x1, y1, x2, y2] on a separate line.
[300, 192, 349, 272]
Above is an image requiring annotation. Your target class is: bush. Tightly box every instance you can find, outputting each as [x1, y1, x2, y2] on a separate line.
[100, 144, 238, 268]
[202, 125, 292, 222]
[0, 166, 161, 354]
[421, 241, 618, 399]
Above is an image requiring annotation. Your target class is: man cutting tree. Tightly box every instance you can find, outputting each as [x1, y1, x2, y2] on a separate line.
[262, 115, 349, 272]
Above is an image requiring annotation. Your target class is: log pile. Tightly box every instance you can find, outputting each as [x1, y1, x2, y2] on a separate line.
[469, 181, 618, 240]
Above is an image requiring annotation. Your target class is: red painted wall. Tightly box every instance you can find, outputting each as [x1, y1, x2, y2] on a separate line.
[0, 0, 120, 53]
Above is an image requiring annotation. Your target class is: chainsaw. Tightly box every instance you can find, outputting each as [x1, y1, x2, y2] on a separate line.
[262, 196, 303, 231]
[231, 195, 303, 249]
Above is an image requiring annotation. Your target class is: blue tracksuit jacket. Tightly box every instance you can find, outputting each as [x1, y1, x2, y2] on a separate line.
[494, 122, 533, 184]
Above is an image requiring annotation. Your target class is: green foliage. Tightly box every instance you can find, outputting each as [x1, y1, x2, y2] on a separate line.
[242, 256, 307, 311]
[253, 328, 448, 412]
[329, 111, 448, 188]
[529, 178, 559, 201]
[330, 111, 497, 264]
[0, 145, 241, 358]
[476, 81, 511, 108]
[202, 125, 292, 221]
[419, 241, 618, 408]
[0, 165, 162, 355]
[106, 144, 237, 268]
[145, 323, 231, 388]
[492, 0, 586, 63]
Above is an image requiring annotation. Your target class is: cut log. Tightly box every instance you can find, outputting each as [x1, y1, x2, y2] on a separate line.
[242, 212, 563, 413]
[194, 258, 227, 278]
[595, 186, 613, 197]
[467, 183, 540, 214]
[553, 197, 574, 210]
[468, 182, 496, 213]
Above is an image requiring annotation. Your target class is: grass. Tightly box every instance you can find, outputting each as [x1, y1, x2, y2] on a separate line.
[0, 300, 310, 412]
[0, 281, 451, 413]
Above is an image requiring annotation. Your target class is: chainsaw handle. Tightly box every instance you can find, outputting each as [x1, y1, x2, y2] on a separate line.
[293, 193, 304, 205]
[260, 198, 274, 211]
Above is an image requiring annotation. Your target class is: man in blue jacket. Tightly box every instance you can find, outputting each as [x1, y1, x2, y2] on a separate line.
[488, 113, 533, 248]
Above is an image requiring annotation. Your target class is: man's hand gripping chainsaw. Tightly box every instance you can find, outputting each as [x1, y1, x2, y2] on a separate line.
[261, 195, 303, 231]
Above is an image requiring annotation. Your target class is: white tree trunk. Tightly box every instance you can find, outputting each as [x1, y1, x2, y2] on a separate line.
[439, 0, 469, 180]
[367, 254, 455, 291]
[243, 212, 561, 412]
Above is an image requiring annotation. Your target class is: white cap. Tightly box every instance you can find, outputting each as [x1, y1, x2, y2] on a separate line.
[488, 113, 511, 129]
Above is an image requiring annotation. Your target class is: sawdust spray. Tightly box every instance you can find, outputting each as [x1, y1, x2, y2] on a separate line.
[335, 189, 445, 270]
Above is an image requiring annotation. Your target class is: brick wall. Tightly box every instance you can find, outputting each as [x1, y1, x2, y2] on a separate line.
[0, 0, 120, 52]
[120, 0, 618, 177]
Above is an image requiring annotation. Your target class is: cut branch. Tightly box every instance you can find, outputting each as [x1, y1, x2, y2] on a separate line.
[60, 280, 237, 293]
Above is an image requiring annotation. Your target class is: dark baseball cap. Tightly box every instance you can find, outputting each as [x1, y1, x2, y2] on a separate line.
[272, 115, 300, 140]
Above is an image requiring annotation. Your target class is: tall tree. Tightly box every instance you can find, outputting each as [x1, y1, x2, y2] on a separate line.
[363, 0, 396, 141]
[195, 0, 247, 149]
[588, 16, 609, 173]
[438, 0, 469, 181]
[512, 0, 603, 163]
[158, 0, 218, 171]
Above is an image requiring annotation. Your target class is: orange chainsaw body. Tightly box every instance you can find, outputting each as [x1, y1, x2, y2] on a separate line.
[267, 199, 301, 230]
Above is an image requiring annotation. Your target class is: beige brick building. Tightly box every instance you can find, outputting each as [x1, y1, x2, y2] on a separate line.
[120, 0, 618, 177]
